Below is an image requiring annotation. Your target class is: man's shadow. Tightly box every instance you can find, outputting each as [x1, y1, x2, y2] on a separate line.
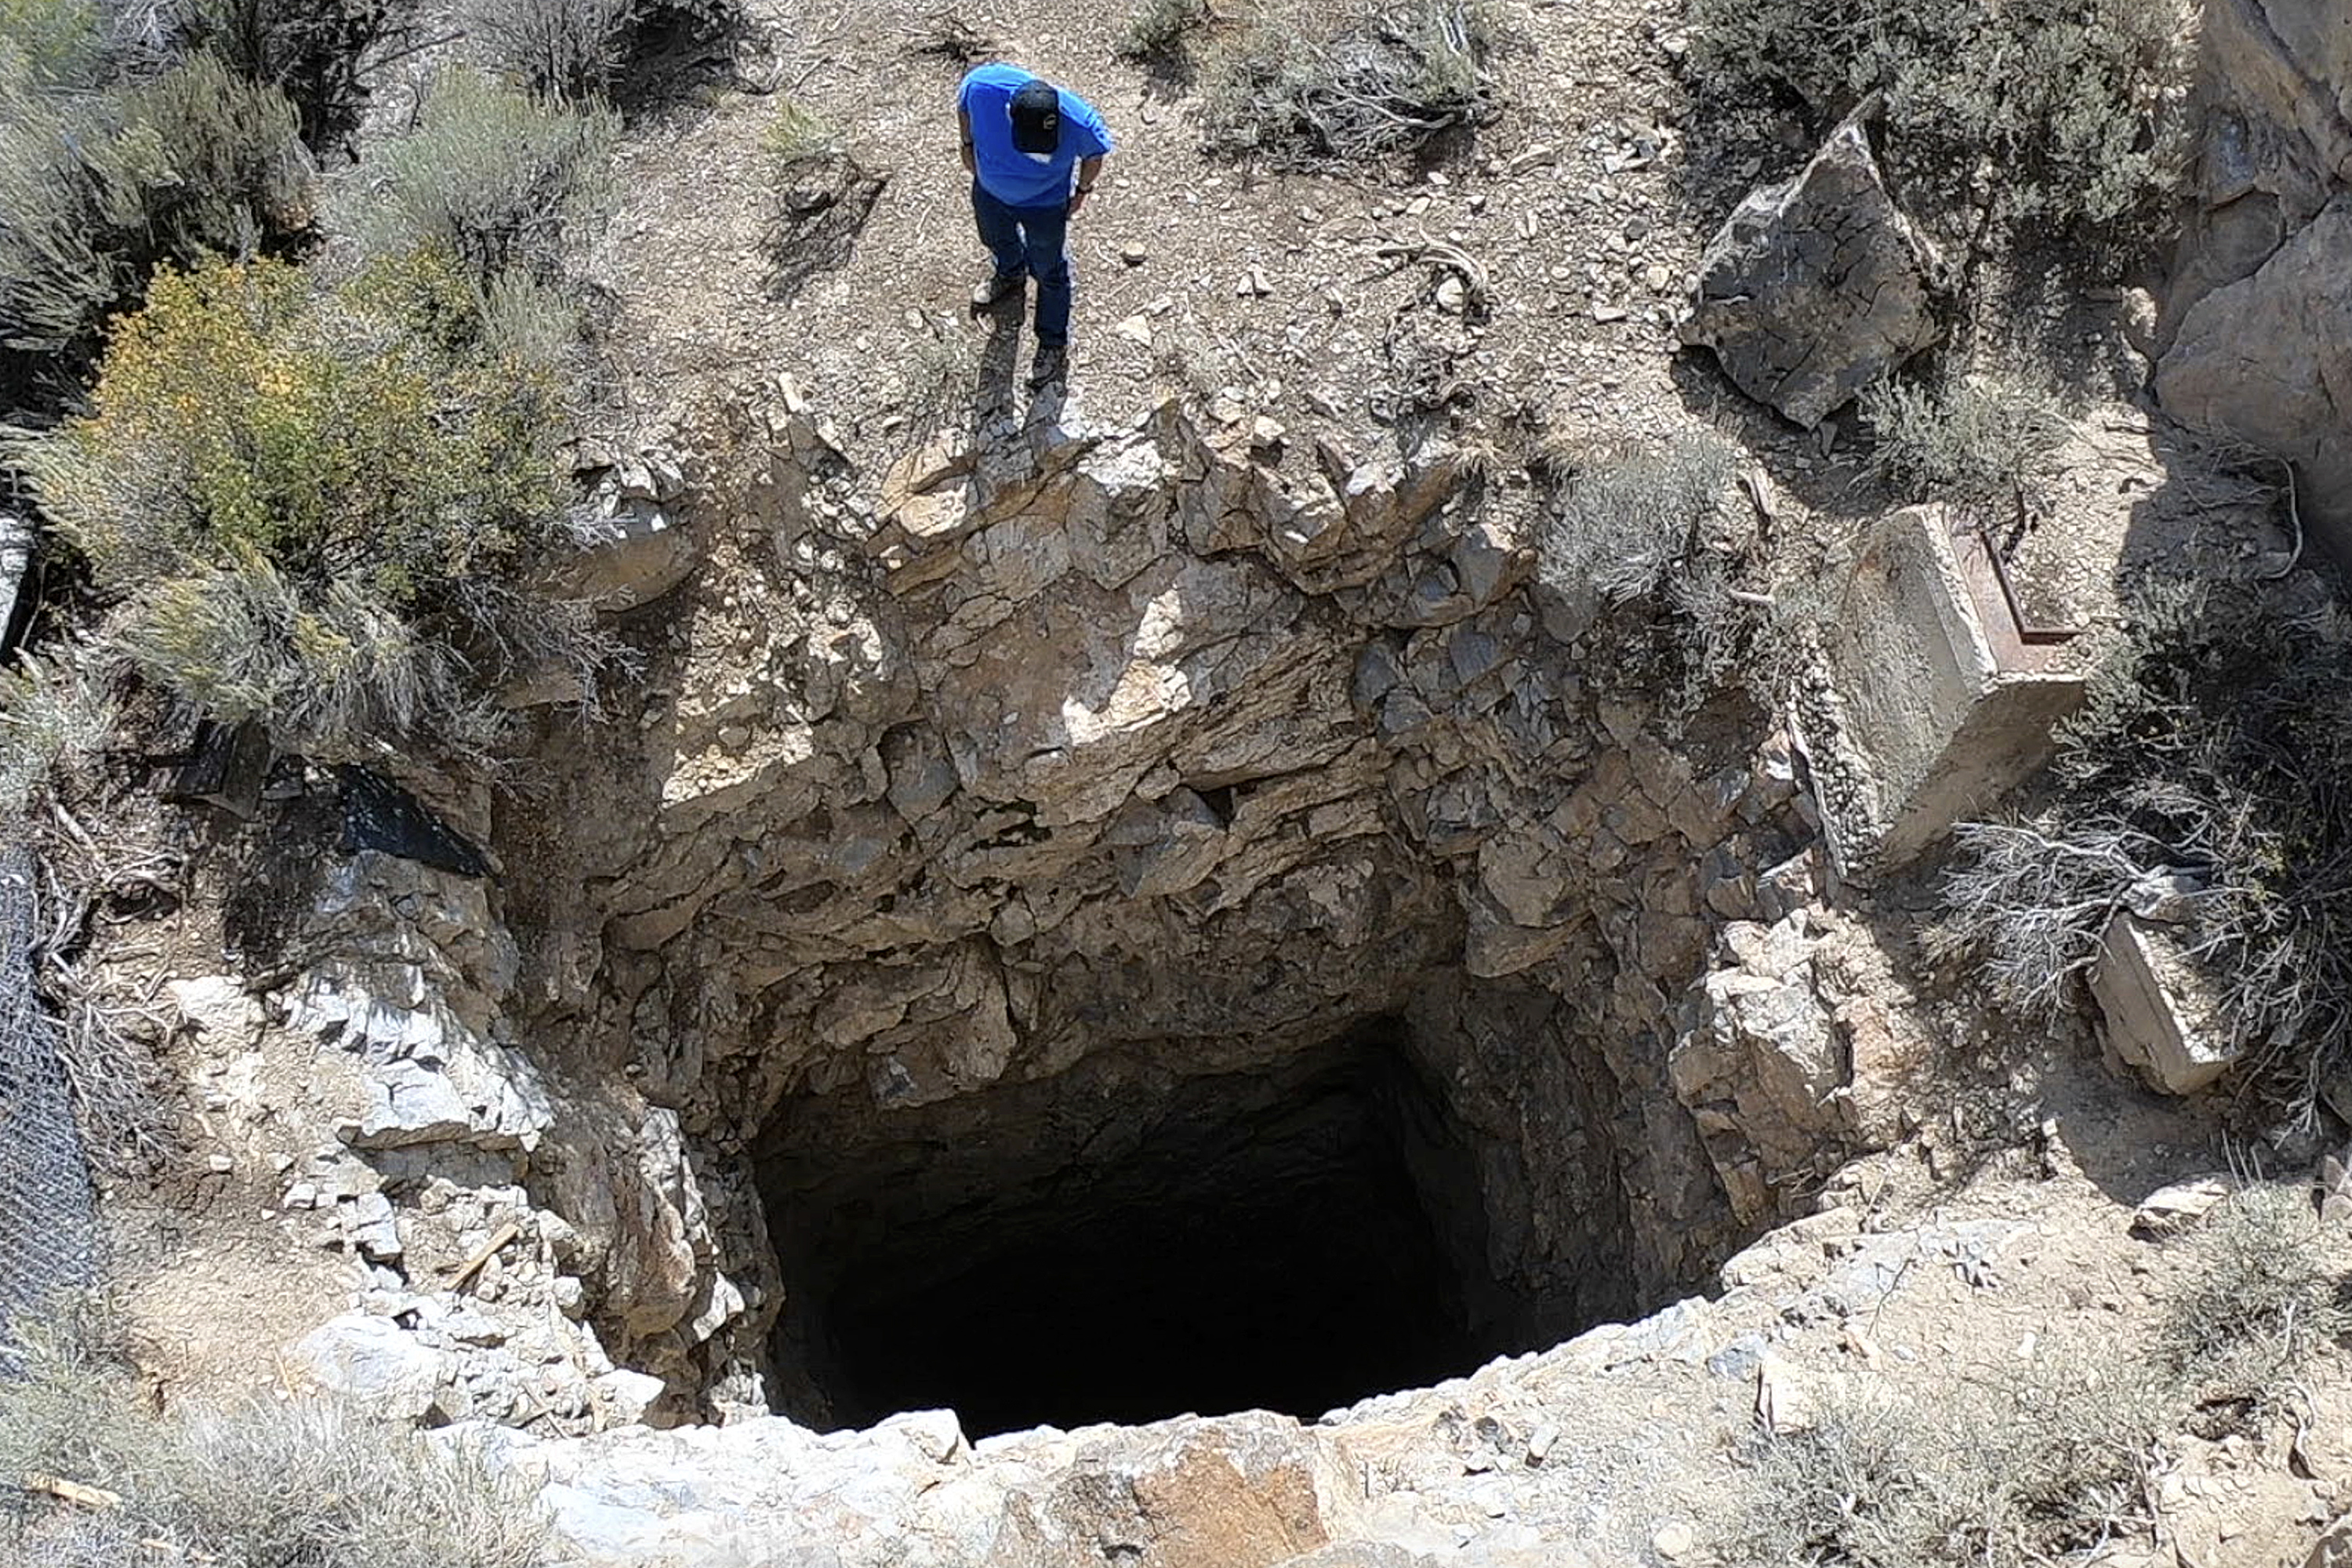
[973, 295, 1023, 427]
[970, 292, 1073, 430]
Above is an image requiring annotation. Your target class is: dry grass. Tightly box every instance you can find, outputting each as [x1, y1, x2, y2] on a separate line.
[0, 1305, 549, 1568]
[1200, 0, 1497, 166]
[1729, 1345, 2173, 1567]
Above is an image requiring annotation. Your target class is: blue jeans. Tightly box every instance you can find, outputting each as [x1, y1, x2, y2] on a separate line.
[972, 180, 1072, 347]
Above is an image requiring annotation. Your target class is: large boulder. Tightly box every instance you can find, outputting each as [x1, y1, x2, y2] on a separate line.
[288, 1313, 445, 1421]
[2154, 0, 2352, 563]
[1680, 110, 1947, 427]
[2155, 201, 2352, 524]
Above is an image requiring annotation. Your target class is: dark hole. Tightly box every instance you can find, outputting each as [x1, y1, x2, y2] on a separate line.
[757, 1018, 1512, 1438]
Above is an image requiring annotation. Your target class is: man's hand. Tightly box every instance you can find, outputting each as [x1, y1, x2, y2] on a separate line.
[1068, 154, 1105, 219]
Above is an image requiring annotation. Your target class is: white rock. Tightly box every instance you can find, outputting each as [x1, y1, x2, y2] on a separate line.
[289, 1314, 442, 1421]
[592, 1369, 667, 1425]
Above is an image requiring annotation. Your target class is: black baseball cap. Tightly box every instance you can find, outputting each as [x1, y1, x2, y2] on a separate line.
[1010, 78, 1062, 154]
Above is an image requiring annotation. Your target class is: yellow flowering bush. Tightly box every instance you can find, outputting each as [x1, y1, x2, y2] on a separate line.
[23, 252, 598, 750]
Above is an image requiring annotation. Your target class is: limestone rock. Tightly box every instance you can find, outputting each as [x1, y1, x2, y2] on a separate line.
[2307, 1512, 2352, 1568]
[2089, 915, 2239, 1094]
[167, 975, 263, 1046]
[1680, 110, 1947, 427]
[2155, 200, 2352, 562]
[1671, 909, 1921, 1224]
[289, 1313, 444, 1421]
[348, 1058, 476, 1148]
[2130, 1174, 2232, 1238]
[551, 496, 703, 611]
[2154, 0, 2352, 561]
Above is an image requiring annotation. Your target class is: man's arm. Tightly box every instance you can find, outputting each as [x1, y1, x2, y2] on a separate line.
[958, 107, 977, 174]
[1067, 153, 1105, 216]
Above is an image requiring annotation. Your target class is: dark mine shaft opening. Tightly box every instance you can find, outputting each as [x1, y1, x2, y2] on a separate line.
[757, 1018, 1518, 1438]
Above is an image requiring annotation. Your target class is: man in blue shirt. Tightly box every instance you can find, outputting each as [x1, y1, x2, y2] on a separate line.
[957, 63, 1113, 388]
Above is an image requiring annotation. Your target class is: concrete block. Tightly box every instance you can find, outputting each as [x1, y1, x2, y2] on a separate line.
[1820, 507, 2085, 869]
[2088, 914, 2238, 1094]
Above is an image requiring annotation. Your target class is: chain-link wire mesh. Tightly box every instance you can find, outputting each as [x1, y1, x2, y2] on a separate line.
[0, 845, 100, 1363]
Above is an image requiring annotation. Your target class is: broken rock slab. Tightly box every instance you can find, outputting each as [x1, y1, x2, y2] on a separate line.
[2089, 914, 2240, 1094]
[1817, 507, 2084, 870]
[1680, 107, 1947, 428]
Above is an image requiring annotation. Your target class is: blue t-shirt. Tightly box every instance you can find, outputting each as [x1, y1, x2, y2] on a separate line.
[959, 64, 1113, 209]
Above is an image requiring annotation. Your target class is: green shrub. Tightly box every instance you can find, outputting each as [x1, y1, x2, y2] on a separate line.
[1682, 0, 2189, 238]
[0, 43, 310, 383]
[1860, 375, 2069, 522]
[1118, 0, 1211, 63]
[343, 68, 615, 284]
[1201, 0, 1497, 165]
[0, 1308, 548, 1568]
[18, 251, 609, 752]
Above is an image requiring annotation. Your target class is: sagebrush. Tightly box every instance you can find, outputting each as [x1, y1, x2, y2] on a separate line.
[0, 1307, 547, 1568]
[0, 35, 311, 381]
[463, 0, 636, 99]
[18, 251, 614, 753]
[174, 0, 392, 151]
[1860, 375, 2070, 523]
[341, 67, 616, 284]
[1682, 0, 2189, 240]
[1729, 1348, 2171, 1567]
[0, 650, 112, 829]
[1931, 568, 2352, 1116]
[463, 0, 756, 101]
[1200, 0, 1496, 165]
[1532, 431, 1770, 707]
[2161, 1183, 2349, 1421]
[1118, 0, 1211, 63]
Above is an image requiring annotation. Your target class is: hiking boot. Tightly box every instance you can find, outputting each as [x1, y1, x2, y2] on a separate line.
[970, 272, 1024, 312]
[1028, 342, 1068, 389]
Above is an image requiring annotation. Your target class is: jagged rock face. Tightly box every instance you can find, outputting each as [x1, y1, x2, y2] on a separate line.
[2156, 0, 2352, 561]
[481, 390, 1847, 1426]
